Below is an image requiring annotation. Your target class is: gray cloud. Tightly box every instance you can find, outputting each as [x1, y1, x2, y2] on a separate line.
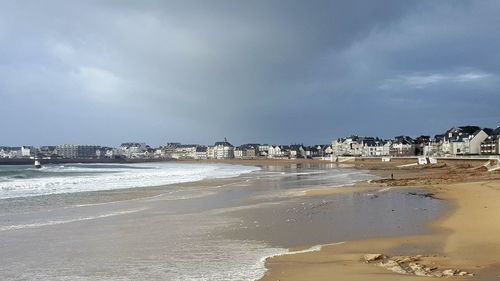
[380, 69, 495, 89]
[0, 0, 499, 146]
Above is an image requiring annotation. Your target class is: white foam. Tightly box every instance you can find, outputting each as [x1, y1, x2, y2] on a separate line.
[255, 242, 345, 280]
[0, 163, 260, 199]
[0, 207, 148, 232]
[270, 241, 345, 258]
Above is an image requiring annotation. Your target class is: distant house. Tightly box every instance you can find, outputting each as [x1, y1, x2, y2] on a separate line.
[258, 144, 270, 157]
[212, 139, 234, 159]
[0, 147, 21, 158]
[279, 145, 291, 158]
[331, 136, 363, 156]
[446, 128, 468, 152]
[56, 144, 101, 159]
[234, 146, 243, 159]
[304, 146, 316, 158]
[322, 145, 333, 156]
[423, 134, 446, 156]
[163, 143, 205, 159]
[304, 145, 327, 158]
[267, 145, 295, 158]
[267, 145, 282, 158]
[21, 146, 33, 157]
[481, 135, 499, 155]
[361, 138, 390, 157]
[332, 136, 392, 157]
[163, 143, 180, 158]
[290, 145, 306, 159]
[38, 146, 57, 158]
[390, 136, 415, 156]
[446, 127, 489, 155]
[206, 146, 215, 159]
[243, 144, 259, 159]
[196, 146, 208, 160]
[422, 126, 490, 156]
[235, 144, 259, 159]
[173, 144, 198, 159]
[120, 142, 147, 158]
[481, 126, 500, 155]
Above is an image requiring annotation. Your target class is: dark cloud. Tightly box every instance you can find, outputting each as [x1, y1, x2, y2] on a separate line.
[0, 0, 498, 146]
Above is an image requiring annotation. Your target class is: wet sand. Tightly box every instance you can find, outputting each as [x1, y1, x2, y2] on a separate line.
[259, 158, 500, 281]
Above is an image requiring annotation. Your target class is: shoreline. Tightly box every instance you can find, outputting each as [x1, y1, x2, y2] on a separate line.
[259, 159, 500, 280]
[1, 158, 498, 280]
[1, 160, 421, 280]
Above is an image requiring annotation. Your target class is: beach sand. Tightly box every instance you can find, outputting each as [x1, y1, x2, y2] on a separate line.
[260, 158, 500, 281]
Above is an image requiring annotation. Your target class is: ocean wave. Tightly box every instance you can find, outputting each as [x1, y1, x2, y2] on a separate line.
[0, 163, 260, 199]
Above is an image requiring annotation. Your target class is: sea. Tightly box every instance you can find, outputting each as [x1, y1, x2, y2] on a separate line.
[0, 162, 446, 280]
[0, 163, 260, 199]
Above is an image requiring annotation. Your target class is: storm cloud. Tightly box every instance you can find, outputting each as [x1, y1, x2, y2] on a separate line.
[1, 0, 499, 146]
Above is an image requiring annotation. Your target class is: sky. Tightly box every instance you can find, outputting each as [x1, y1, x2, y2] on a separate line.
[1, 0, 499, 146]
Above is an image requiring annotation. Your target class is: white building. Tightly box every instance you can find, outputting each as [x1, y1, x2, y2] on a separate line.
[206, 146, 215, 159]
[268, 145, 282, 158]
[423, 127, 490, 156]
[120, 142, 147, 158]
[258, 144, 269, 157]
[233, 144, 259, 159]
[331, 136, 365, 156]
[323, 145, 333, 155]
[21, 146, 32, 157]
[234, 147, 243, 159]
[450, 139, 469, 155]
[0, 147, 21, 158]
[422, 144, 435, 156]
[447, 128, 489, 155]
[56, 145, 101, 159]
[171, 145, 197, 159]
[213, 140, 234, 159]
[361, 139, 391, 156]
[196, 146, 208, 159]
[389, 136, 415, 156]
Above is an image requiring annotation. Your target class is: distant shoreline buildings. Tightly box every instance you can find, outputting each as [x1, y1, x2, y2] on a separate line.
[1, 125, 499, 161]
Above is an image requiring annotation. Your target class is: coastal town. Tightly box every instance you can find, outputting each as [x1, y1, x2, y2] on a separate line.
[3, 1, 500, 281]
[1, 125, 499, 162]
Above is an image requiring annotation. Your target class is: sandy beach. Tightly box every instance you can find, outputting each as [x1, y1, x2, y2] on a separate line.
[259, 158, 500, 281]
